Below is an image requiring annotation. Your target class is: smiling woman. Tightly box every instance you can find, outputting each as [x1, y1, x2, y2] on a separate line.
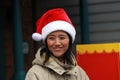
[25, 8, 89, 80]
[46, 30, 70, 63]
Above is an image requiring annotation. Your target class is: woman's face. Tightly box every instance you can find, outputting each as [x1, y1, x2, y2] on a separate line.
[46, 30, 69, 61]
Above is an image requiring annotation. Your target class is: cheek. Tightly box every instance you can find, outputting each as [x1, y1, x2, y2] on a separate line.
[63, 39, 69, 47]
[47, 40, 53, 47]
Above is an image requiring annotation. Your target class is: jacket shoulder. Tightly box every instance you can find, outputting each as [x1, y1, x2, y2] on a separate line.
[25, 65, 47, 80]
[75, 65, 89, 80]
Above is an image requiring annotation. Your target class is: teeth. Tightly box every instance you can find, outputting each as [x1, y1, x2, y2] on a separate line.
[54, 48, 61, 50]
[55, 49, 60, 50]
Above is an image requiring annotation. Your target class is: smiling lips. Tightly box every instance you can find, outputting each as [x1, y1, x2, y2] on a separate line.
[53, 47, 63, 51]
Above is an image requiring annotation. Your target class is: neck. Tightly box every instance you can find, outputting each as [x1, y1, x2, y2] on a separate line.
[58, 57, 64, 63]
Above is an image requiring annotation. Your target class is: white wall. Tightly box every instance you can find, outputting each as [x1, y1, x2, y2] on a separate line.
[88, 0, 120, 43]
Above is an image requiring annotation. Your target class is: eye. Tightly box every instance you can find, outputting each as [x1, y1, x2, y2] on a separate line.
[47, 36, 55, 40]
[60, 36, 67, 40]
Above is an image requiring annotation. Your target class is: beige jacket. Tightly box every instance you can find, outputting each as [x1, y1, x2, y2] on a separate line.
[25, 48, 89, 80]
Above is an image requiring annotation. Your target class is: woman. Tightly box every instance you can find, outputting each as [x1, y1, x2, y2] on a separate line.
[25, 8, 89, 80]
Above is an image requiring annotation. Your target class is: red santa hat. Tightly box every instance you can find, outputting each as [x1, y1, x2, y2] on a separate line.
[32, 8, 76, 43]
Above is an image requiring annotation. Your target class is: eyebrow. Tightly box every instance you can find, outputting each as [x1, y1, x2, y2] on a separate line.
[48, 34, 67, 37]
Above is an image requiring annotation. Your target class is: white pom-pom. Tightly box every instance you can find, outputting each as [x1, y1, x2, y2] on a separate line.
[32, 33, 42, 41]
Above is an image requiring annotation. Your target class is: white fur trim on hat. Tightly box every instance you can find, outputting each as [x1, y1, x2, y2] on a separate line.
[32, 33, 42, 41]
[42, 20, 76, 43]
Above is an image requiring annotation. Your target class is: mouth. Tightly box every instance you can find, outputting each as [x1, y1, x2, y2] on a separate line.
[53, 47, 63, 51]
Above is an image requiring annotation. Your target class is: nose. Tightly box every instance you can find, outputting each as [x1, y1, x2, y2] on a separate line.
[54, 38, 61, 45]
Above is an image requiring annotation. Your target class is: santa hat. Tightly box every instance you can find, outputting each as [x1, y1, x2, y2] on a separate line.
[32, 8, 76, 43]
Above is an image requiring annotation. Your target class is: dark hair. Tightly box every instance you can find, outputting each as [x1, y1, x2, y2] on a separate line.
[40, 33, 75, 65]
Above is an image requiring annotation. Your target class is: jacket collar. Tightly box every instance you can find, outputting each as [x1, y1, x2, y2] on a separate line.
[32, 47, 77, 75]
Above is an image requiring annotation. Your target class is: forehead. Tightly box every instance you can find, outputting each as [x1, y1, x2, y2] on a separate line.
[49, 30, 68, 36]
